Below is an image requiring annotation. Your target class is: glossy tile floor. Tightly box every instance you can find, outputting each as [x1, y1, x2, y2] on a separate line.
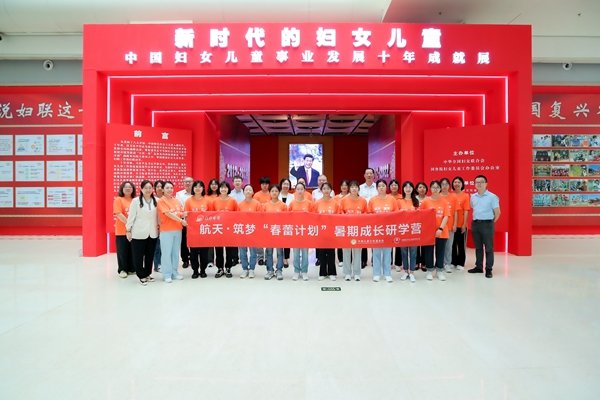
[0, 236, 599, 400]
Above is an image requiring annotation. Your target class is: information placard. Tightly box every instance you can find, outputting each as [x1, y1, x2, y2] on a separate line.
[15, 135, 44, 156]
[0, 135, 12, 155]
[47, 160, 76, 181]
[15, 187, 45, 208]
[15, 161, 45, 181]
[0, 161, 13, 181]
[46, 134, 76, 155]
[47, 187, 76, 208]
[0, 188, 13, 208]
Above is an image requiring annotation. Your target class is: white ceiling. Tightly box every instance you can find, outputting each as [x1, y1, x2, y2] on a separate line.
[0, 0, 599, 61]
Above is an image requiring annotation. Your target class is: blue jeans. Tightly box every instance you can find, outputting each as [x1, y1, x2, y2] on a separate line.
[293, 248, 308, 273]
[265, 248, 284, 272]
[239, 247, 257, 271]
[400, 246, 417, 271]
[160, 230, 181, 280]
[372, 247, 392, 277]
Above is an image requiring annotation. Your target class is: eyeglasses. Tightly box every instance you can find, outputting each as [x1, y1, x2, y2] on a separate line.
[475, 181, 486, 184]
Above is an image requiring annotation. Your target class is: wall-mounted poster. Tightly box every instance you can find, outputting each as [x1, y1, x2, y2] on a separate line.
[0, 161, 13, 181]
[77, 160, 83, 181]
[46, 134, 76, 155]
[15, 187, 45, 208]
[47, 187, 76, 208]
[15, 161, 45, 181]
[46, 161, 76, 181]
[0, 187, 13, 208]
[77, 134, 83, 155]
[0, 135, 13, 155]
[533, 134, 552, 147]
[15, 135, 44, 155]
[78, 187, 83, 208]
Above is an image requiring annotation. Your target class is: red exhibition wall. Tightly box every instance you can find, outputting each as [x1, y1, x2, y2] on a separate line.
[0, 86, 83, 235]
[82, 23, 532, 256]
[532, 86, 600, 234]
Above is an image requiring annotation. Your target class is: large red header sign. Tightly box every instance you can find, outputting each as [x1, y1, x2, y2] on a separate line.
[187, 210, 436, 248]
[84, 23, 528, 72]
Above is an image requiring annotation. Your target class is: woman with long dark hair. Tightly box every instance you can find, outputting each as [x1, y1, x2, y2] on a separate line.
[238, 184, 262, 279]
[415, 181, 429, 271]
[212, 181, 239, 278]
[288, 182, 313, 281]
[157, 181, 187, 283]
[153, 180, 165, 273]
[126, 180, 159, 285]
[184, 180, 212, 279]
[397, 181, 420, 282]
[420, 180, 450, 281]
[114, 181, 136, 278]
[367, 179, 398, 283]
[279, 178, 292, 268]
[206, 178, 219, 269]
[264, 184, 287, 280]
[314, 182, 339, 281]
[340, 180, 367, 281]
[451, 176, 470, 270]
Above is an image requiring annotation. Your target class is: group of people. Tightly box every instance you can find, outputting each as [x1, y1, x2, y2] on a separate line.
[113, 167, 500, 286]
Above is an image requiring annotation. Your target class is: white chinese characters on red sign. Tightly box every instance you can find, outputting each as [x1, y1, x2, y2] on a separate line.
[123, 26, 491, 67]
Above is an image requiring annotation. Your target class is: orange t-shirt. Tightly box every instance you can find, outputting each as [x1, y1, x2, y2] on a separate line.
[453, 191, 471, 228]
[184, 196, 213, 212]
[421, 196, 451, 239]
[288, 200, 313, 212]
[252, 191, 271, 204]
[113, 196, 133, 235]
[441, 193, 458, 229]
[263, 200, 287, 212]
[340, 195, 368, 214]
[212, 196, 239, 211]
[238, 199, 263, 212]
[314, 198, 340, 214]
[397, 197, 418, 210]
[158, 196, 184, 232]
[367, 195, 399, 214]
[391, 193, 402, 201]
[293, 191, 313, 202]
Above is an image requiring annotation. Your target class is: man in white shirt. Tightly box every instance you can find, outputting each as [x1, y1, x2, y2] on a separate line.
[359, 168, 377, 268]
[176, 176, 193, 268]
[311, 175, 335, 201]
[230, 175, 245, 203]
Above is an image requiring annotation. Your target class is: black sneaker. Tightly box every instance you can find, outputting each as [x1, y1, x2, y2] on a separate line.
[192, 272, 200, 279]
[225, 268, 233, 278]
[315, 259, 321, 266]
[485, 270, 493, 278]
[258, 259, 264, 266]
[468, 267, 484, 273]
[200, 271, 207, 278]
[215, 269, 225, 278]
[182, 261, 189, 269]
[283, 262, 289, 268]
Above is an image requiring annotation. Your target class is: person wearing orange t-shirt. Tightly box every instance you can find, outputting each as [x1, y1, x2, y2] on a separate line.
[335, 179, 350, 269]
[396, 181, 420, 283]
[238, 184, 262, 279]
[252, 176, 271, 266]
[263, 184, 288, 281]
[420, 180, 450, 282]
[114, 181, 136, 278]
[157, 181, 188, 283]
[314, 182, 339, 281]
[184, 180, 212, 279]
[340, 180, 367, 281]
[389, 179, 404, 271]
[294, 177, 313, 202]
[213, 181, 239, 278]
[441, 178, 459, 273]
[415, 181, 429, 271]
[287, 182, 313, 281]
[451, 176, 471, 270]
[206, 178, 220, 269]
[367, 179, 399, 283]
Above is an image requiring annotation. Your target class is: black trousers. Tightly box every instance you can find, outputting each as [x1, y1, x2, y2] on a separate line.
[131, 237, 157, 279]
[116, 235, 134, 273]
[337, 248, 343, 262]
[180, 226, 189, 263]
[318, 248, 337, 276]
[215, 246, 236, 270]
[416, 246, 425, 265]
[452, 229, 467, 267]
[361, 248, 368, 265]
[472, 221, 495, 270]
[284, 248, 290, 259]
[190, 247, 209, 273]
[394, 247, 403, 266]
[423, 238, 448, 271]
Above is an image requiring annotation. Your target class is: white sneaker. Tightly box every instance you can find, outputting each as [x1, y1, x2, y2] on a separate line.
[339, 262, 343, 268]
[318, 276, 325, 281]
[400, 272, 409, 281]
[426, 272, 433, 281]
[207, 262, 214, 268]
[373, 275, 380, 282]
[240, 270, 249, 279]
[395, 265, 402, 272]
[164, 277, 173, 283]
[249, 270, 255, 278]
[385, 276, 393, 283]
[329, 275, 336, 281]
[354, 275, 361, 281]
[302, 273, 309, 281]
[118, 271, 128, 278]
[444, 265, 453, 273]
[174, 274, 184, 280]
[438, 271, 446, 281]
[292, 273, 300, 281]
[344, 275, 351, 281]
[409, 273, 416, 282]
[456, 265, 464, 271]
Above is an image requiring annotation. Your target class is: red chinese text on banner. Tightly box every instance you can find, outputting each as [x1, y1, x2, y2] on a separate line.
[186, 210, 436, 248]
